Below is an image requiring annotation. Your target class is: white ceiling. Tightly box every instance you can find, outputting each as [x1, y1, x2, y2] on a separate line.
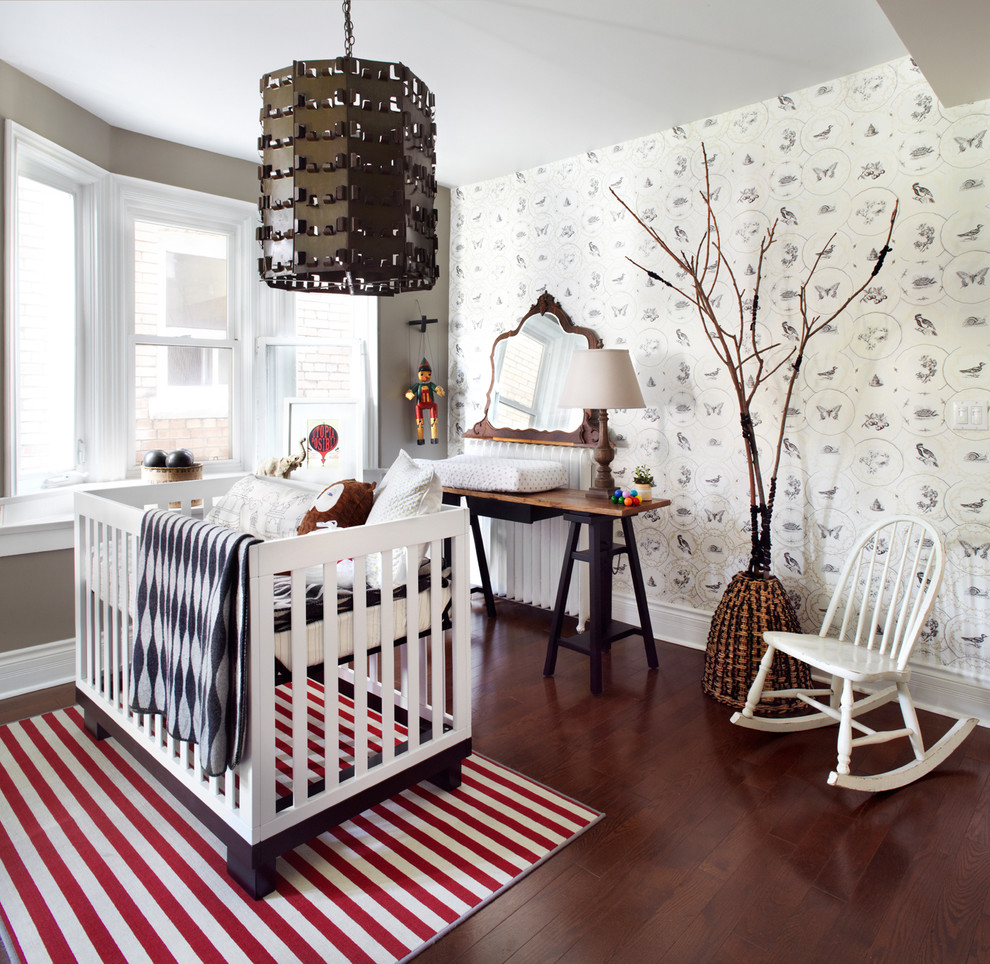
[0, 0, 984, 188]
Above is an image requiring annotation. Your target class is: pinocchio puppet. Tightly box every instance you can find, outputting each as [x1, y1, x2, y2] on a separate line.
[405, 358, 445, 444]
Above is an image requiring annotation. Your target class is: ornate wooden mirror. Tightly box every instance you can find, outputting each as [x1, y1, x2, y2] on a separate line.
[464, 292, 601, 445]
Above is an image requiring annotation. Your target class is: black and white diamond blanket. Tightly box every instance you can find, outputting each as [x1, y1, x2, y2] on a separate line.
[129, 510, 259, 777]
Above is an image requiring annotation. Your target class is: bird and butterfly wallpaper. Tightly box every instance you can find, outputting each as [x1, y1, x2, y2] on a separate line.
[447, 56, 990, 682]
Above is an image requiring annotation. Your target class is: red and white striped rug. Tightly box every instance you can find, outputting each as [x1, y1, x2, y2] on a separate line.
[0, 706, 600, 963]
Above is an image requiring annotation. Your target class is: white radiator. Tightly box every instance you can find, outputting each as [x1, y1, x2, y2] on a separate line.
[462, 440, 589, 616]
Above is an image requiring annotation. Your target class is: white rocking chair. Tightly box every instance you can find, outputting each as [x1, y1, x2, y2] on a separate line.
[731, 515, 977, 792]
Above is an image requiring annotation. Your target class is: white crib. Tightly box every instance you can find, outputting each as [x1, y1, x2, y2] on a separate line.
[74, 477, 472, 898]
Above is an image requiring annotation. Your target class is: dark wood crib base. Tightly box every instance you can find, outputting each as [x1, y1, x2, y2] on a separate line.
[77, 687, 471, 899]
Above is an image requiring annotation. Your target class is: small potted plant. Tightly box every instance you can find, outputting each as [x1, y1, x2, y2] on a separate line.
[632, 465, 654, 501]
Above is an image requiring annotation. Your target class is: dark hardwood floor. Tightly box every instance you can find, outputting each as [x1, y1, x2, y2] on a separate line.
[5, 600, 990, 962]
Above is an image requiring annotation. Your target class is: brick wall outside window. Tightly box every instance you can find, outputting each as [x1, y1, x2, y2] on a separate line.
[293, 297, 353, 398]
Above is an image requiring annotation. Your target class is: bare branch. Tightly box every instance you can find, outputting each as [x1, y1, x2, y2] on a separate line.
[624, 257, 697, 305]
[617, 147, 898, 573]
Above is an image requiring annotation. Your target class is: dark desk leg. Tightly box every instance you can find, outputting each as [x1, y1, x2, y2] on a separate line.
[544, 520, 582, 678]
[622, 516, 659, 670]
[469, 509, 497, 619]
[586, 515, 614, 696]
[444, 492, 497, 619]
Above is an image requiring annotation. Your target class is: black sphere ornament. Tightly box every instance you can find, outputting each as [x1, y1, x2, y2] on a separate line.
[143, 449, 168, 468]
[165, 448, 195, 468]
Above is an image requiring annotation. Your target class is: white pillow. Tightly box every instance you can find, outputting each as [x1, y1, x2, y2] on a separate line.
[365, 450, 442, 587]
[204, 475, 322, 540]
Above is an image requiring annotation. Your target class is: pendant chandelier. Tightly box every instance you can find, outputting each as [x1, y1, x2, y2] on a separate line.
[257, 0, 438, 296]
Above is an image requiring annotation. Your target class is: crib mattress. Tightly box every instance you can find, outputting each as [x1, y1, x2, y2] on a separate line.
[90, 550, 450, 670]
[271, 573, 451, 669]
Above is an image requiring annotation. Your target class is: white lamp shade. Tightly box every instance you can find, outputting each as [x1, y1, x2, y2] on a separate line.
[557, 349, 646, 410]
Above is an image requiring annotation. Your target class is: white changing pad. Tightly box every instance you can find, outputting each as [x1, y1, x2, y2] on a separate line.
[432, 455, 567, 493]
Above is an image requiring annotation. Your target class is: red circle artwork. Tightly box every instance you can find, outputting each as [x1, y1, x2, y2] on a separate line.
[308, 423, 339, 464]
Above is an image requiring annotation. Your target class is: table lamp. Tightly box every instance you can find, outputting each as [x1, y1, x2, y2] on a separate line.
[558, 348, 646, 498]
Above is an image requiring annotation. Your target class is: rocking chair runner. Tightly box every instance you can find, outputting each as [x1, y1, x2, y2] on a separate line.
[731, 515, 977, 792]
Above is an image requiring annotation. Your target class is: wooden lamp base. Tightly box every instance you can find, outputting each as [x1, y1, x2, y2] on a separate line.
[587, 409, 615, 498]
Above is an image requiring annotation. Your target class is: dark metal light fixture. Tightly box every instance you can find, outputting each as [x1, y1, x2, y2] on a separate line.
[258, 0, 438, 296]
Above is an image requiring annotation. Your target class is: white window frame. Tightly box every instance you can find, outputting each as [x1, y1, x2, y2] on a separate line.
[3, 120, 107, 494]
[116, 176, 255, 475]
[146, 225, 230, 403]
[254, 292, 378, 476]
[2, 122, 379, 545]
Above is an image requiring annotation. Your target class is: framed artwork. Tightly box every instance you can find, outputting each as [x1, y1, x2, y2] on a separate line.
[284, 398, 363, 480]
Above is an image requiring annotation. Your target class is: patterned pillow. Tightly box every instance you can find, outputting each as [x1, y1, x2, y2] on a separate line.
[365, 450, 442, 587]
[204, 475, 322, 540]
[296, 479, 376, 535]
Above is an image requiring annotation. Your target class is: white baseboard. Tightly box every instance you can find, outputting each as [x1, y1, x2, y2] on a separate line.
[0, 638, 75, 701]
[612, 590, 990, 726]
[6, 604, 990, 728]
[906, 664, 990, 726]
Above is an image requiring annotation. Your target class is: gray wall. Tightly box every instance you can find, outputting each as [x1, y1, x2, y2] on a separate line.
[0, 551, 74, 651]
[377, 189, 451, 465]
[0, 59, 450, 656]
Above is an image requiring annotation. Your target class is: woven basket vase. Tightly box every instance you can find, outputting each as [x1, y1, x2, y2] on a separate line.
[702, 570, 813, 717]
[140, 463, 203, 508]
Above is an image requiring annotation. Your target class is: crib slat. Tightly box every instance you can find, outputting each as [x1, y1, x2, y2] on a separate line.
[112, 523, 126, 706]
[353, 555, 370, 777]
[429, 542, 443, 742]
[122, 532, 134, 713]
[405, 558, 421, 754]
[451, 512, 471, 732]
[97, 522, 107, 698]
[412, 570, 428, 730]
[109, 525, 120, 707]
[378, 556, 396, 766]
[322, 559, 340, 789]
[191, 735, 203, 778]
[256, 570, 277, 822]
[290, 568, 308, 804]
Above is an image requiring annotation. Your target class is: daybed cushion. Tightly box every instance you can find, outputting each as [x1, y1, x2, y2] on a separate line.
[432, 455, 567, 493]
[296, 479, 376, 535]
[204, 475, 323, 540]
[365, 450, 442, 588]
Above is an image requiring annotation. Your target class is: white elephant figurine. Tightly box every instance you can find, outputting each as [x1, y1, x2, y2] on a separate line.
[257, 438, 308, 478]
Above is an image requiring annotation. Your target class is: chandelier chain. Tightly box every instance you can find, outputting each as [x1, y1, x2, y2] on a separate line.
[342, 0, 354, 58]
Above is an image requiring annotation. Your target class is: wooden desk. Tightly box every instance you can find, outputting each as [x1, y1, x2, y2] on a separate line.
[442, 486, 671, 694]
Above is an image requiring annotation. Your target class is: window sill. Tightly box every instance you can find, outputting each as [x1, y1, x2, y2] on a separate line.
[0, 518, 75, 557]
[0, 470, 244, 557]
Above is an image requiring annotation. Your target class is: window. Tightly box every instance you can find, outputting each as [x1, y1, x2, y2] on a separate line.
[120, 184, 254, 471]
[13, 178, 78, 488]
[4, 121, 377, 506]
[4, 122, 102, 496]
[257, 292, 377, 475]
[3, 122, 254, 496]
[129, 218, 236, 462]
